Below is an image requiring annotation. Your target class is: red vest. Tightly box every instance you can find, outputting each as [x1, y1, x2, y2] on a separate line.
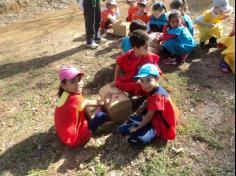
[54, 92, 92, 147]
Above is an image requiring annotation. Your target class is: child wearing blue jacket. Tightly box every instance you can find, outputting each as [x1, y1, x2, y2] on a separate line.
[147, 2, 168, 33]
[121, 20, 147, 53]
[170, 0, 194, 36]
[161, 10, 196, 65]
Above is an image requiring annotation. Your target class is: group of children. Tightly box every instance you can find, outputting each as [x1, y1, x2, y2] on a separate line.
[54, 0, 234, 148]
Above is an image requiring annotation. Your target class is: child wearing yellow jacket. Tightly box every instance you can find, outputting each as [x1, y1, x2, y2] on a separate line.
[194, 0, 233, 48]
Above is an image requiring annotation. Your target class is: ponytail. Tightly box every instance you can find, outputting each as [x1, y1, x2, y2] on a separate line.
[57, 80, 66, 98]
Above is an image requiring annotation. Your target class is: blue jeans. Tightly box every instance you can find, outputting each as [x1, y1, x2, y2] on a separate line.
[118, 115, 156, 145]
[88, 112, 109, 133]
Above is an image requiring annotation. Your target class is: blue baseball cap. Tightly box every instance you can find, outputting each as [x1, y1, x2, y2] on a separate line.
[133, 64, 160, 80]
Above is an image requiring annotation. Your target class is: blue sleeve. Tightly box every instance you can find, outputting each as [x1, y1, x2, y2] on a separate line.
[183, 15, 194, 36]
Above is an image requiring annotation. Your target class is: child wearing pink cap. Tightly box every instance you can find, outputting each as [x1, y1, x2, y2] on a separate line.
[54, 66, 110, 147]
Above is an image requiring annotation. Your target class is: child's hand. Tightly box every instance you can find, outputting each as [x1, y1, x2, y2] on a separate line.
[130, 127, 138, 133]
[104, 92, 112, 105]
[97, 98, 105, 106]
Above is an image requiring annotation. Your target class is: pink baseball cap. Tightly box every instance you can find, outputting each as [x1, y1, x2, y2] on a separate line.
[59, 66, 84, 81]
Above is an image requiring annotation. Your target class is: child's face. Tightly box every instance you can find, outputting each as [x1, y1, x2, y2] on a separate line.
[170, 17, 181, 28]
[152, 9, 163, 18]
[127, 1, 134, 7]
[62, 75, 84, 94]
[138, 4, 146, 13]
[213, 7, 223, 15]
[138, 76, 158, 92]
[134, 43, 149, 56]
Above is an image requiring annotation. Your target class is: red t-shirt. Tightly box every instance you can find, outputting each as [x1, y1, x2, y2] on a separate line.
[116, 50, 160, 83]
[148, 86, 179, 140]
[132, 12, 151, 24]
[54, 92, 92, 147]
[127, 5, 138, 22]
[101, 9, 115, 29]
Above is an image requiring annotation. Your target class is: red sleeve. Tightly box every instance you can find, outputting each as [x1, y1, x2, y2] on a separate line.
[116, 52, 129, 69]
[148, 94, 165, 111]
[68, 95, 85, 111]
[162, 25, 177, 41]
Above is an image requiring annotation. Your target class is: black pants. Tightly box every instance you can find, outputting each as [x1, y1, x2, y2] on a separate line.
[83, 0, 101, 44]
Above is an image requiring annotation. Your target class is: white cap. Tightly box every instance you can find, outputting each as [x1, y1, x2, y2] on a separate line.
[106, 0, 117, 5]
[138, 0, 148, 6]
[213, 0, 233, 12]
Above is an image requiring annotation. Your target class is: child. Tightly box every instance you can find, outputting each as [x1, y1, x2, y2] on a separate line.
[54, 66, 110, 147]
[118, 64, 179, 145]
[126, 0, 138, 22]
[121, 20, 147, 53]
[132, 0, 151, 24]
[161, 10, 196, 65]
[218, 20, 235, 74]
[100, 0, 120, 32]
[147, 2, 168, 33]
[194, 0, 233, 48]
[113, 30, 161, 96]
[170, 0, 194, 36]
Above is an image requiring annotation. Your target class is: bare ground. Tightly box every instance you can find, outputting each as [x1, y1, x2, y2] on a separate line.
[0, 0, 235, 175]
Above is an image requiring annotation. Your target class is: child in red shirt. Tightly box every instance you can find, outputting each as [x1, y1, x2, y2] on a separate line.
[132, 0, 151, 24]
[54, 66, 110, 147]
[113, 30, 161, 96]
[126, 0, 138, 22]
[119, 64, 179, 145]
[101, 0, 120, 32]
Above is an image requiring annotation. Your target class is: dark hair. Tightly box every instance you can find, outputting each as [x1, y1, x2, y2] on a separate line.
[58, 80, 66, 98]
[129, 20, 147, 32]
[170, 0, 189, 15]
[130, 30, 150, 48]
[168, 10, 182, 22]
[152, 2, 167, 12]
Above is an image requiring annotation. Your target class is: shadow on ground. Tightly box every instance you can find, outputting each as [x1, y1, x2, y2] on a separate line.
[0, 127, 167, 175]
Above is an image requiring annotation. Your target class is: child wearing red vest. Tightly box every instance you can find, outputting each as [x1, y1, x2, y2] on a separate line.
[101, 0, 120, 32]
[132, 0, 151, 24]
[126, 0, 138, 22]
[113, 30, 161, 96]
[119, 64, 179, 145]
[54, 66, 109, 147]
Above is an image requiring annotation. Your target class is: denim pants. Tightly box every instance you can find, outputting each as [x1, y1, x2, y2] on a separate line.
[88, 112, 109, 133]
[118, 115, 156, 145]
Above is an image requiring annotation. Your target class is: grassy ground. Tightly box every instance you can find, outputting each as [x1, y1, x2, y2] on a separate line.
[0, 0, 235, 175]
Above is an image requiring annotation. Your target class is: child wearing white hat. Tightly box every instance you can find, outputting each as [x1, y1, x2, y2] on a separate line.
[194, 0, 233, 49]
[100, 0, 120, 33]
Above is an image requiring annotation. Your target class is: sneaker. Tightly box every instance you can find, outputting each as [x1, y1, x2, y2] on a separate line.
[162, 57, 177, 65]
[87, 41, 98, 49]
[199, 42, 205, 49]
[94, 37, 107, 43]
[219, 62, 230, 73]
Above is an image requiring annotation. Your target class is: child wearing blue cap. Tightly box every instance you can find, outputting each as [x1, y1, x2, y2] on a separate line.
[118, 64, 179, 145]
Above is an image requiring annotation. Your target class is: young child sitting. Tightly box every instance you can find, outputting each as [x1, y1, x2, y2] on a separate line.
[121, 20, 147, 53]
[218, 20, 235, 74]
[101, 0, 120, 33]
[118, 64, 179, 145]
[161, 10, 196, 65]
[113, 30, 161, 96]
[126, 0, 138, 22]
[194, 0, 233, 48]
[170, 0, 194, 36]
[147, 2, 168, 33]
[132, 0, 151, 24]
[54, 66, 110, 147]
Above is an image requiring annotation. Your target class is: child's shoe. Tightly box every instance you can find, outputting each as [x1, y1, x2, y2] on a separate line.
[199, 42, 205, 49]
[209, 37, 218, 48]
[94, 37, 107, 43]
[162, 57, 177, 65]
[219, 62, 230, 73]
